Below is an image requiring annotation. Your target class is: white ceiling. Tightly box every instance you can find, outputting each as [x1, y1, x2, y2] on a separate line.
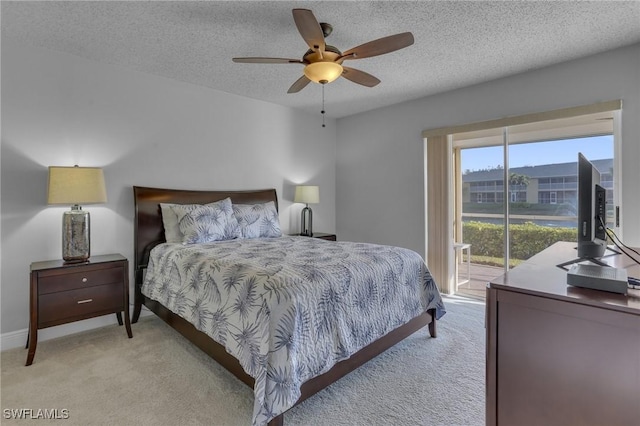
[3, 1, 640, 119]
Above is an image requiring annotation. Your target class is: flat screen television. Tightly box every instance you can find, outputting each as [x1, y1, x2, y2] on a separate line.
[558, 153, 611, 269]
[577, 152, 608, 260]
[558, 153, 610, 269]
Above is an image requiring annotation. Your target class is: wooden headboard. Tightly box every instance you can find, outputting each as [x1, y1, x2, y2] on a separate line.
[133, 186, 278, 274]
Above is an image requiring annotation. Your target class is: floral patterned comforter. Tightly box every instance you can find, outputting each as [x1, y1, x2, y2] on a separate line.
[142, 236, 445, 425]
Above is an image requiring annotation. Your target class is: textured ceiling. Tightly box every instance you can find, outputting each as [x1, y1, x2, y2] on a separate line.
[3, 1, 640, 118]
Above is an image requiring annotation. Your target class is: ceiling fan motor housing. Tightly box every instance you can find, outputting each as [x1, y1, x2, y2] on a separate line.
[303, 46, 343, 64]
[320, 22, 333, 38]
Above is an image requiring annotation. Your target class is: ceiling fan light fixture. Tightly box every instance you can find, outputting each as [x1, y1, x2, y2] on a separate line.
[304, 62, 343, 84]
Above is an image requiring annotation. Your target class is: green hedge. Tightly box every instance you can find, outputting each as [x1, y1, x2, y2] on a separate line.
[462, 221, 576, 261]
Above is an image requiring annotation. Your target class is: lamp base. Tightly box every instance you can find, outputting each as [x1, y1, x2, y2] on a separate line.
[300, 206, 313, 237]
[62, 206, 90, 263]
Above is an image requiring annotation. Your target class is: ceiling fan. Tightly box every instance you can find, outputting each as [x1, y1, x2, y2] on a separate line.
[232, 8, 414, 93]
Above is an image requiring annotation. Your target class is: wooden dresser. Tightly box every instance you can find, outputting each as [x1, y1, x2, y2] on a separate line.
[486, 242, 640, 426]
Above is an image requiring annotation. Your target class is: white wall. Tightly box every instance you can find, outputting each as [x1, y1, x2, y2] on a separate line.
[3, 40, 639, 346]
[336, 43, 640, 259]
[1, 40, 336, 340]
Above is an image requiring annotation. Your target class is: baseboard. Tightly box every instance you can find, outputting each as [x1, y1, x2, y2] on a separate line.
[1, 306, 153, 352]
[1, 328, 29, 352]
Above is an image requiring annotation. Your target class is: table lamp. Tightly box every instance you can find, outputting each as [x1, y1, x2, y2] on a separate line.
[47, 166, 107, 262]
[294, 185, 319, 236]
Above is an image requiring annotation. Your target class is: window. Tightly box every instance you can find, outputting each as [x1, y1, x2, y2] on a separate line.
[423, 100, 621, 296]
[451, 109, 618, 298]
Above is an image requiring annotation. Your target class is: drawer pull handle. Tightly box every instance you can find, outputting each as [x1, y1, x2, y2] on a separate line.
[77, 299, 93, 304]
[82, 277, 88, 283]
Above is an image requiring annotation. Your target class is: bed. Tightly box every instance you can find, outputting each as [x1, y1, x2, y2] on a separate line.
[132, 186, 445, 426]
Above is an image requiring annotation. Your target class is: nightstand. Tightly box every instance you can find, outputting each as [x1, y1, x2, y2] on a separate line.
[26, 254, 133, 366]
[290, 232, 337, 241]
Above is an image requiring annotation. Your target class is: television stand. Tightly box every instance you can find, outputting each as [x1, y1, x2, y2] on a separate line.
[486, 241, 640, 426]
[556, 245, 621, 270]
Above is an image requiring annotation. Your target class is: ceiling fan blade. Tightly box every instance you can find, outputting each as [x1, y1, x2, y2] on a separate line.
[287, 75, 312, 93]
[292, 9, 325, 54]
[341, 67, 381, 87]
[341, 32, 414, 60]
[233, 57, 304, 64]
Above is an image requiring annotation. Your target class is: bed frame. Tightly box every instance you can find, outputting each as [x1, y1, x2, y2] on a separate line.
[132, 186, 437, 425]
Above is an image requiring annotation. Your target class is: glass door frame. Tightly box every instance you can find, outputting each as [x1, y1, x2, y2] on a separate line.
[425, 100, 622, 295]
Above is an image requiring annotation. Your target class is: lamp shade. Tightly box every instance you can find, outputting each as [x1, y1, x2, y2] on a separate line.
[303, 62, 343, 84]
[48, 166, 107, 205]
[294, 185, 320, 204]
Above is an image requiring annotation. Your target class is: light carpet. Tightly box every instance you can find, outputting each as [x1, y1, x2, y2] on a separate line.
[1, 296, 485, 426]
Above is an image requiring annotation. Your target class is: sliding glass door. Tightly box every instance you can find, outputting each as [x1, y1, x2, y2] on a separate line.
[452, 112, 616, 298]
[457, 143, 506, 298]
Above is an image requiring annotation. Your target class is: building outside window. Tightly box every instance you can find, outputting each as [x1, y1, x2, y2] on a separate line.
[464, 158, 613, 217]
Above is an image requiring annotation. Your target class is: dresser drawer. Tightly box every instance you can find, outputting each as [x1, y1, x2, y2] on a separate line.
[38, 283, 124, 326]
[38, 265, 124, 295]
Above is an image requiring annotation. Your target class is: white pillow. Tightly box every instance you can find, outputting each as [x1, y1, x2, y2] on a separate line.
[232, 201, 282, 239]
[171, 198, 240, 244]
[160, 203, 185, 243]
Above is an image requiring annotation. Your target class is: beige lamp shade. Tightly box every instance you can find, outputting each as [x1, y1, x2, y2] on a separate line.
[303, 62, 343, 84]
[294, 185, 320, 204]
[48, 166, 107, 205]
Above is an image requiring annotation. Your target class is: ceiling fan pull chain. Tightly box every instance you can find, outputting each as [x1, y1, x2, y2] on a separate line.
[321, 84, 325, 127]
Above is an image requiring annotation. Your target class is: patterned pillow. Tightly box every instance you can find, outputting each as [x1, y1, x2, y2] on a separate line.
[232, 201, 282, 239]
[160, 203, 194, 243]
[171, 198, 240, 244]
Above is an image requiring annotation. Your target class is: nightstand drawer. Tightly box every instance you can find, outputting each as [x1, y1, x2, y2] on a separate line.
[289, 232, 336, 241]
[38, 283, 124, 326]
[38, 266, 124, 295]
[314, 233, 336, 241]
